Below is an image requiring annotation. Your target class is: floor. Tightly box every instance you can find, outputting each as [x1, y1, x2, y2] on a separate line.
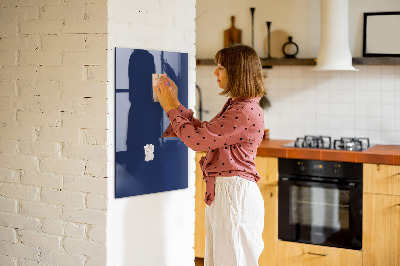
[195, 257, 204, 266]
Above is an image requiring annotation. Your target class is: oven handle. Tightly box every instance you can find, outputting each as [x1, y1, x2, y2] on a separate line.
[280, 177, 357, 189]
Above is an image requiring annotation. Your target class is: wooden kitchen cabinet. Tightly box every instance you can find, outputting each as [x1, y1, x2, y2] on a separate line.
[363, 163, 400, 266]
[363, 193, 400, 266]
[364, 163, 400, 196]
[194, 154, 279, 263]
[195, 151, 207, 258]
[276, 241, 362, 266]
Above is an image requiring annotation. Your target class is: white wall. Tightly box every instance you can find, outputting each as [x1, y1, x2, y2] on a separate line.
[196, 0, 400, 58]
[196, 0, 400, 145]
[107, 1, 197, 266]
[0, 1, 108, 265]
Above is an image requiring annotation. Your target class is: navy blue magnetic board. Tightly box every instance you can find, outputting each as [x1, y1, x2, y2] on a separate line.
[115, 48, 188, 198]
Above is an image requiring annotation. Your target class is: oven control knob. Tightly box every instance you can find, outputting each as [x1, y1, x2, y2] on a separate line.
[334, 164, 341, 174]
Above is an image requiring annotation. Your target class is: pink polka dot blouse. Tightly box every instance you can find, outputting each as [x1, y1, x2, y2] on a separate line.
[162, 97, 265, 205]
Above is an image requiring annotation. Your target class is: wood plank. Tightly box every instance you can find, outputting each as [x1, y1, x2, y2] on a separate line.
[255, 156, 278, 186]
[195, 152, 207, 258]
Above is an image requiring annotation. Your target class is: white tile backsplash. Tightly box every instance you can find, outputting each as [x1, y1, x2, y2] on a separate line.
[196, 65, 400, 144]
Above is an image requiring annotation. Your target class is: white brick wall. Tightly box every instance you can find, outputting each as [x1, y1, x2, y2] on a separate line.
[0, 1, 108, 265]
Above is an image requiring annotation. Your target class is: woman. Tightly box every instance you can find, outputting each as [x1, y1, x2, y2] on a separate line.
[153, 44, 266, 266]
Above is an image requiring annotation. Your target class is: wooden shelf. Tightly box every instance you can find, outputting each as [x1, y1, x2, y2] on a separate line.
[196, 57, 400, 67]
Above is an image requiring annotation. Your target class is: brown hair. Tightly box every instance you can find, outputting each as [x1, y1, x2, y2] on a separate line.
[214, 44, 266, 99]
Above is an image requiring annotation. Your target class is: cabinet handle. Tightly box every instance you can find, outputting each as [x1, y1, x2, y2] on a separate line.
[307, 252, 328, 256]
[397, 204, 400, 207]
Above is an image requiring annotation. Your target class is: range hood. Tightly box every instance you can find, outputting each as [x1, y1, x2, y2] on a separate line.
[314, 0, 358, 71]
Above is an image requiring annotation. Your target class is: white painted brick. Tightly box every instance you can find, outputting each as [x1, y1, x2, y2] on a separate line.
[41, 188, 85, 208]
[0, 154, 39, 171]
[20, 200, 61, 219]
[0, 36, 40, 52]
[20, 21, 61, 35]
[86, 193, 107, 210]
[85, 3, 107, 20]
[0, 138, 18, 154]
[0, 7, 39, 22]
[0, 81, 16, 97]
[0, 212, 41, 231]
[18, 140, 58, 157]
[40, 158, 84, 176]
[0, 51, 17, 65]
[63, 237, 106, 256]
[87, 225, 105, 243]
[84, 129, 107, 145]
[18, 80, 61, 97]
[41, 4, 84, 20]
[64, 175, 107, 194]
[61, 81, 107, 98]
[38, 96, 102, 113]
[85, 65, 107, 81]
[19, 230, 61, 251]
[40, 249, 85, 266]
[19, 51, 61, 66]
[42, 34, 85, 51]
[63, 144, 107, 161]
[0, 226, 17, 243]
[63, 113, 107, 129]
[83, 98, 108, 113]
[17, 259, 41, 266]
[37, 66, 84, 82]
[0, 241, 39, 261]
[0, 126, 34, 141]
[62, 19, 107, 34]
[64, 222, 85, 239]
[4, 96, 40, 112]
[41, 219, 64, 236]
[0, 196, 17, 213]
[0, 255, 16, 266]
[0, 110, 16, 125]
[38, 127, 80, 144]
[85, 34, 107, 51]
[63, 50, 106, 66]
[2, 0, 62, 6]
[84, 160, 106, 177]
[16, 111, 61, 127]
[0, 168, 15, 183]
[61, 207, 106, 226]
[0, 183, 39, 201]
[21, 171, 62, 189]
[86, 255, 106, 266]
[0, 66, 36, 81]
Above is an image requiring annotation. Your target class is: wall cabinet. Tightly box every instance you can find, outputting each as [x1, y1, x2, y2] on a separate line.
[276, 241, 362, 266]
[363, 164, 400, 266]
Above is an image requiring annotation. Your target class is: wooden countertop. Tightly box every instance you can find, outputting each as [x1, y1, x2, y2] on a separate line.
[256, 139, 400, 165]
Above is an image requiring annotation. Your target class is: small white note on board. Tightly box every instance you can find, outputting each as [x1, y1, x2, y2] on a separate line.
[144, 144, 155, 162]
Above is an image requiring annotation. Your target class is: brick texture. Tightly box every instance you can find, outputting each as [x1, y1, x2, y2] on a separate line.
[0, 1, 108, 265]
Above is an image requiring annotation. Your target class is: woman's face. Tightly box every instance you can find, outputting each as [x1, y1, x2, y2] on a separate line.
[214, 64, 228, 89]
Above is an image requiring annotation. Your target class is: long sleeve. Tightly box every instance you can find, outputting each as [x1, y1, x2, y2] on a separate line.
[162, 103, 202, 137]
[165, 105, 249, 152]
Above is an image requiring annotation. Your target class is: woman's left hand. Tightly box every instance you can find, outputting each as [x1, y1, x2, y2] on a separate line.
[153, 78, 175, 113]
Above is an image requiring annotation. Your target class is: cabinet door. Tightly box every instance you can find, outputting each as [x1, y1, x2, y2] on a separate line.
[195, 152, 207, 258]
[277, 241, 362, 266]
[255, 156, 278, 186]
[364, 164, 400, 196]
[259, 185, 278, 266]
[363, 193, 400, 266]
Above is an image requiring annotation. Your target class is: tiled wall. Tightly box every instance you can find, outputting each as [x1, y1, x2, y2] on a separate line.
[196, 65, 400, 145]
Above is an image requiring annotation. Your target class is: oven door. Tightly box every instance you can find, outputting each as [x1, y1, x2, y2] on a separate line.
[278, 176, 362, 250]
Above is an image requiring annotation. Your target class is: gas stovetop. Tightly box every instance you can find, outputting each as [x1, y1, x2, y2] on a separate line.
[282, 135, 374, 151]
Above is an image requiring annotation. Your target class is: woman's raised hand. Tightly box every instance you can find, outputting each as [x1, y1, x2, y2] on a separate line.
[160, 76, 179, 107]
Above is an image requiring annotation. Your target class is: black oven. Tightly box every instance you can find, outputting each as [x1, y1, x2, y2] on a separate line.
[278, 158, 363, 250]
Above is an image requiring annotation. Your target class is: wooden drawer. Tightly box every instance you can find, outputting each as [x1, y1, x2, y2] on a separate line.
[277, 241, 362, 266]
[364, 164, 400, 196]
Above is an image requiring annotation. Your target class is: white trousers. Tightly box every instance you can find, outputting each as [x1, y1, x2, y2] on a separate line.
[205, 176, 265, 266]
